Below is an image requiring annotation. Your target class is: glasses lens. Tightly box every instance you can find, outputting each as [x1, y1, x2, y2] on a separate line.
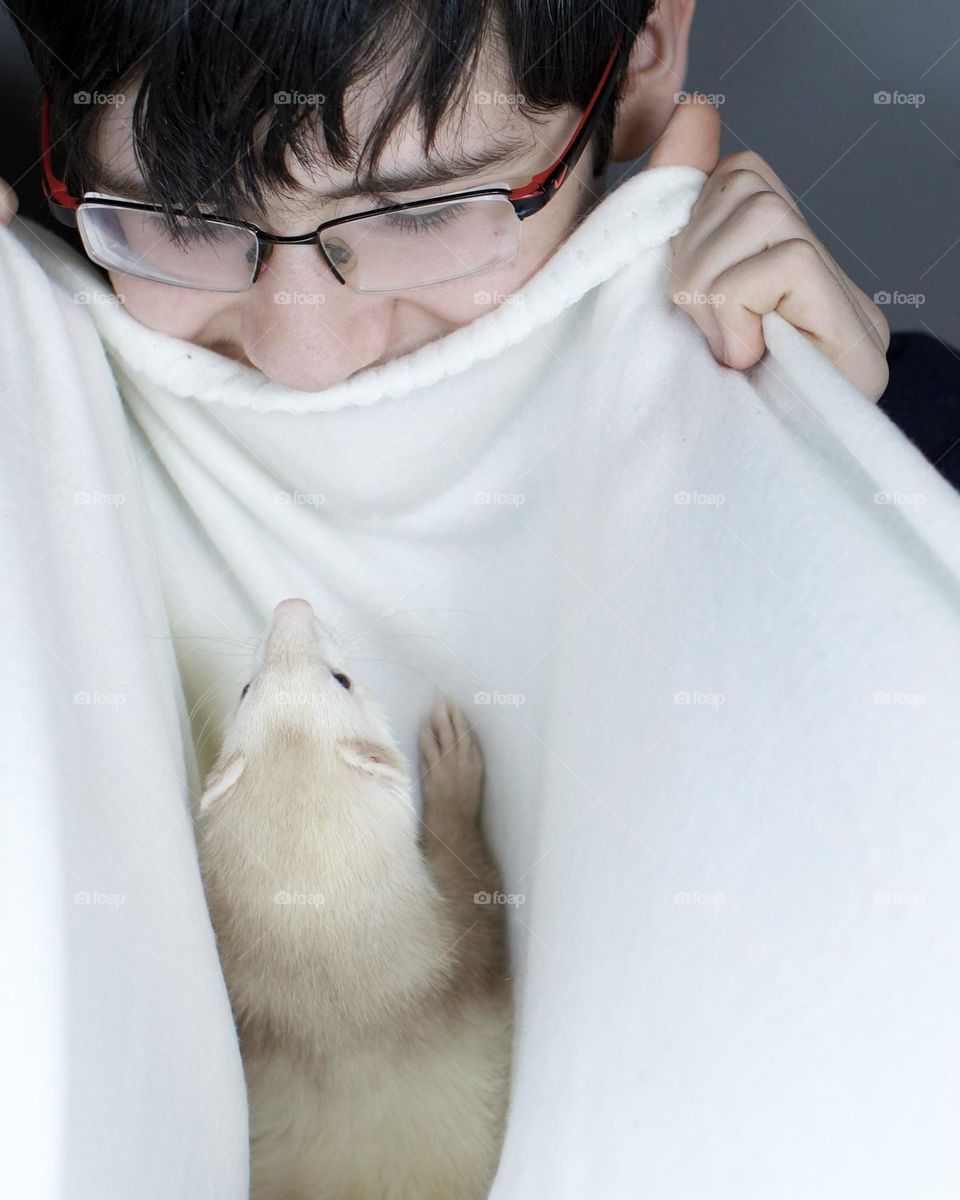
[77, 204, 259, 291]
[320, 195, 520, 293]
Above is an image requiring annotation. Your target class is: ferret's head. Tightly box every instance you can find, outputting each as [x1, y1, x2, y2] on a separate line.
[199, 598, 410, 815]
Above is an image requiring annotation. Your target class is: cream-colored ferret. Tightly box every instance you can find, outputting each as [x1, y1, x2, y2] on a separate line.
[196, 598, 513, 1200]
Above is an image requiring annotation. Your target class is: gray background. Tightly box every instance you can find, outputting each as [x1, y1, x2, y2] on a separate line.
[2, 1, 959, 346]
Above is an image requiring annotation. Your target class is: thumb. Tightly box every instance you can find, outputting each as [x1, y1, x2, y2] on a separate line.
[0, 179, 19, 227]
[643, 94, 721, 175]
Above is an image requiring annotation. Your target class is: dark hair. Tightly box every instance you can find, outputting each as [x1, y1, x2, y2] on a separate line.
[7, 0, 655, 220]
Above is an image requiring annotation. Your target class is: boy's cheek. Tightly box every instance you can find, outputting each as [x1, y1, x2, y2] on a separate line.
[107, 270, 232, 340]
[428, 178, 597, 322]
[419, 256, 539, 322]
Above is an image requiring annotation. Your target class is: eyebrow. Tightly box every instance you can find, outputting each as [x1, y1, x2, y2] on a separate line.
[87, 133, 536, 214]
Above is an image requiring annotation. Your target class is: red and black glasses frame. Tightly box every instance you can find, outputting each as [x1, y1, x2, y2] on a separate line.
[39, 36, 629, 288]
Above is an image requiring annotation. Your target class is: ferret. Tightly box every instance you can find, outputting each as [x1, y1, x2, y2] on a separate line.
[195, 597, 513, 1200]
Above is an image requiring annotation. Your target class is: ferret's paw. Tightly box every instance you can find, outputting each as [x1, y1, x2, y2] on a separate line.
[419, 692, 484, 816]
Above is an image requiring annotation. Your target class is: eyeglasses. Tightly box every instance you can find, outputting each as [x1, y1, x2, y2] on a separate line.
[40, 38, 628, 295]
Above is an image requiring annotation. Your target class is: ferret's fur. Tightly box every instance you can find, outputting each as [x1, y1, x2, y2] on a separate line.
[196, 599, 512, 1200]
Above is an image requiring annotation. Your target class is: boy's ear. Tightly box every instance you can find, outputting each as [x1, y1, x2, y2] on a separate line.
[200, 753, 246, 812]
[337, 739, 408, 790]
[610, 0, 698, 162]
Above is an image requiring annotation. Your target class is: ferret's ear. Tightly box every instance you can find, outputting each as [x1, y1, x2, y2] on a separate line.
[337, 739, 408, 789]
[200, 753, 246, 813]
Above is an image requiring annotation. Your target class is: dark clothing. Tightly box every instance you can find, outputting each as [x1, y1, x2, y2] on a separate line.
[878, 332, 960, 492]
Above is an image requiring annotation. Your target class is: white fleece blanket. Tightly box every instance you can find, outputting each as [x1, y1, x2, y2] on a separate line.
[3, 162, 960, 1200]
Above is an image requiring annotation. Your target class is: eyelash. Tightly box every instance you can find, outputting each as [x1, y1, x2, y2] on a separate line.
[380, 204, 465, 234]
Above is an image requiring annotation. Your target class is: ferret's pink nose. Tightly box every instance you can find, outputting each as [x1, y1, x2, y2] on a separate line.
[266, 598, 338, 663]
[273, 597, 314, 620]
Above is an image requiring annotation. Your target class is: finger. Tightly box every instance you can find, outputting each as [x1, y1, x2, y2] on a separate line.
[710, 150, 803, 217]
[673, 174, 890, 358]
[645, 94, 721, 174]
[673, 152, 806, 266]
[674, 188, 808, 299]
[678, 186, 891, 355]
[0, 180, 18, 227]
[709, 240, 890, 399]
[670, 280, 727, 363]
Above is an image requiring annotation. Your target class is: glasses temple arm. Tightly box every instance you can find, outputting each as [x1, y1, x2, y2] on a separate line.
[40, 91, 80, 218]
[510, 35, 627, 205]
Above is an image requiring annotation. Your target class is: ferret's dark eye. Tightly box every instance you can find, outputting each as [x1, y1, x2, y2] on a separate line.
[240, 682, 250, 700]
[332, 671, 351, 690]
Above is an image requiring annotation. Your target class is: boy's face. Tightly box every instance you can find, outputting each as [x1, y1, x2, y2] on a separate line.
[90, 58, 608, 392]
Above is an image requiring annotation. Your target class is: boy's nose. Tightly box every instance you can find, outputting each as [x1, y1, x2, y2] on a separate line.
[240, 244, 393, 389]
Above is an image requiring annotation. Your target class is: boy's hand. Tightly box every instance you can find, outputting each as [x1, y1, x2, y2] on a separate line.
[647, 97, 890, 401]
[0, 179, 19, 226]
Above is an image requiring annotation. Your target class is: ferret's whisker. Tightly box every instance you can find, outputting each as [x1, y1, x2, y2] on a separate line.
[348, 656, 440, 689]
[335, 606, 493, 647]
[193, 699, 231, 754]
[143, 633, 260, 658]
[188, 681, 227, 724]
[362, 631, 511, 656]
